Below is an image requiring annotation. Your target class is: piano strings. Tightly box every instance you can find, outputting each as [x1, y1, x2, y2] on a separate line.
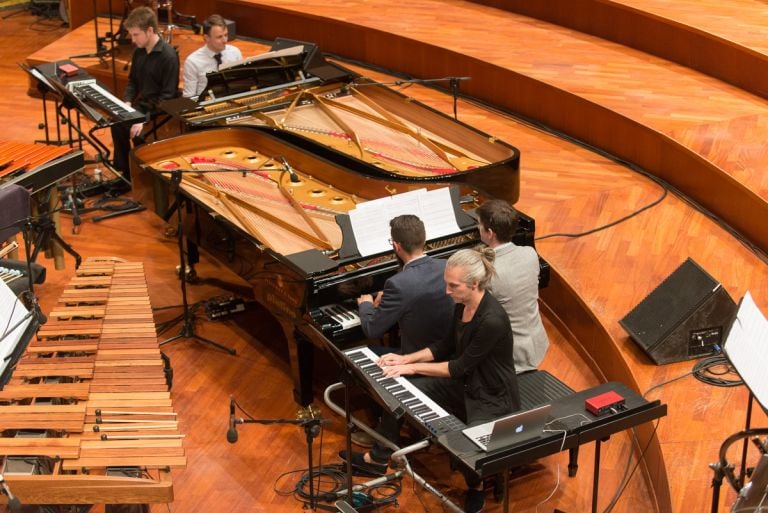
[144, 145, 368, 253]
[247, 87, 489, 176]
[182, 82, 490, 177]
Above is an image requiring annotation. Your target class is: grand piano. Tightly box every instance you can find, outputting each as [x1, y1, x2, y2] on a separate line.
[131, 121, 530, 405]
[162, 39, 523, 206]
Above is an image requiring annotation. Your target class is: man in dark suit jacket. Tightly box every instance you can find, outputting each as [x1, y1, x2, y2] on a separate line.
[346, 215, 453, 453]
[357, 214, 454, 355]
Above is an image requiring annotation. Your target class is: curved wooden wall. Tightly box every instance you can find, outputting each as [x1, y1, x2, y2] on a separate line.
[470, 0, 768, 99]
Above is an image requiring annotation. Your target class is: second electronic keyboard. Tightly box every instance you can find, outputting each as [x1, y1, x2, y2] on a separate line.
[66, 79, 146, 127]
[343, 346, 466, 436]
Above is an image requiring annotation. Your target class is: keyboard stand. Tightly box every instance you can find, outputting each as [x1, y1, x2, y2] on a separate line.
[324, 382, 463, 513]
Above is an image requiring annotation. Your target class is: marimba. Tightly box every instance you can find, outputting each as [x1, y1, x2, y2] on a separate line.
[0, 257, 185, 507]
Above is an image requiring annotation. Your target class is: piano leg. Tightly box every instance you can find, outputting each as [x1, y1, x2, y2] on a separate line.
[289, 327, 315, 406]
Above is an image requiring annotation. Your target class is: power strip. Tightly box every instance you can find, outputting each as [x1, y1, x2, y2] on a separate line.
[205, 297, 246, 320]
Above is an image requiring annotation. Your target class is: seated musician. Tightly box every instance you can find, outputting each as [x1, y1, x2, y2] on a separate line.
[182, 14, 242, 98]
[343, 247, 520, 513]
[110, 6, 179, 190]
[357, 214, 454, 354]
[476, 199, 549, 372]
[352, 214, 454, 446]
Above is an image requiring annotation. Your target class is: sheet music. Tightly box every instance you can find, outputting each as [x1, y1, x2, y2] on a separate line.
[349, 187, 461, 256]
[0, 280, 32, 378]
[29, 67, 56, 93]
[723, 291, 768, 410]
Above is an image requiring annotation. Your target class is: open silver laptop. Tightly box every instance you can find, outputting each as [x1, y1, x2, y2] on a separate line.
[462, 404, 552, 452]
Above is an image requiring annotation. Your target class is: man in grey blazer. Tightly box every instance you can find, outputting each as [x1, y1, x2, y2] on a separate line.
[357, 214, 454, 355]
[476, 200, 549, 372]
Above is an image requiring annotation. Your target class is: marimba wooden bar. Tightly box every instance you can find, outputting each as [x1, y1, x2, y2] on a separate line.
[0, 257, 185, 507]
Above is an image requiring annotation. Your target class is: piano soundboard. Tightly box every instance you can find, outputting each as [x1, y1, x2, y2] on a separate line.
[342, 345, 466, 436]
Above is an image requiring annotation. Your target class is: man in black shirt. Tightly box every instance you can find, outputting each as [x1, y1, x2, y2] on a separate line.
[110, 6, 179, 186]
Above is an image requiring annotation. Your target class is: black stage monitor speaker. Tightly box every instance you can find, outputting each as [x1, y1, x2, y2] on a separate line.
[619, 258, 737, 365]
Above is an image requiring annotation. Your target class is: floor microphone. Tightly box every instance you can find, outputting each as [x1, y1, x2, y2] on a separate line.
[226, 398, 238, 444]
[68, 189, 81, 228]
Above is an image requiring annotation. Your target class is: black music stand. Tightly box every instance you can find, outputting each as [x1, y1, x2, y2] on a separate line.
[710, 293, 768, 512]
[159, 170, 235, 354]
[0, 185, 48, 327]
[19, 64, 70, 146]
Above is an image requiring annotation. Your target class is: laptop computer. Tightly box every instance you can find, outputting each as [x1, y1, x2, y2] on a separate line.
[462, 404, 552, 452]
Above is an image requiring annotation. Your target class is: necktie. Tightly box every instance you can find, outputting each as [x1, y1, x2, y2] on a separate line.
[214, 53, 222, 69]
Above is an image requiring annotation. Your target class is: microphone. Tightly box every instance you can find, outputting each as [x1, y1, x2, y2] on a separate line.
[68, 189, 81, 229]
[280, 156, 301, 183]
[0, 475, 21, 512]
[226, 398, 238, 444]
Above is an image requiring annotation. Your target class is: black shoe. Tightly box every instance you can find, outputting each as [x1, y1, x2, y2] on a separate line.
[338, 450, 387, 477]
[465, 488, 485, 513]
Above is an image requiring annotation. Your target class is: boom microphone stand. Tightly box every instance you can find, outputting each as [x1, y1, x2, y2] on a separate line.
[347, 76, 470, 120]
[227, 399, 330, 511]
[159, 169, 235, 354]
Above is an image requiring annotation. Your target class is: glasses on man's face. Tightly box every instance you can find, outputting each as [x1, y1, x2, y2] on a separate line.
[388, 238, 395, 246]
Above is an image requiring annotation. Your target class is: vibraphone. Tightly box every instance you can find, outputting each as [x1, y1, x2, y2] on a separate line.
[0, 257, 185, 506]
[0, 140, 85, 270]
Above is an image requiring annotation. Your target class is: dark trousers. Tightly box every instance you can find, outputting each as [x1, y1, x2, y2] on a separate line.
[110, 123, 132, 180]
[371, 375, 482, 488]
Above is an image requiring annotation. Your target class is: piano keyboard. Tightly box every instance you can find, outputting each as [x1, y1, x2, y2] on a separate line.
[319, 303, 360, 330]
[309, 303, 363, 345]
[344, 346, 466, 436]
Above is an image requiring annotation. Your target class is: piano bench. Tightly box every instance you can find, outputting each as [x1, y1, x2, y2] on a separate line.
[518, 369, 574, 410]
[517, 369, 581, 478]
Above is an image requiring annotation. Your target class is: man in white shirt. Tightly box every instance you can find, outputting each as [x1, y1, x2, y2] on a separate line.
[182, 14, 242, 97]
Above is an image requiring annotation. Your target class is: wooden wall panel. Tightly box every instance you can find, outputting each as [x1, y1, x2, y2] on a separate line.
[470, 0, 768, 99]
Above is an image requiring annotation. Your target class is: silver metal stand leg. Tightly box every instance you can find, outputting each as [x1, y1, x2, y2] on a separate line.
[324, 383, 465, 513]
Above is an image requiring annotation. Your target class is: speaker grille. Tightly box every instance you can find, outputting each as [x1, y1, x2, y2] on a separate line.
[619, 258, 738, 366]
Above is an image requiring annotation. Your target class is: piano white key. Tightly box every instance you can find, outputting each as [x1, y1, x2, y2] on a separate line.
[320, 303, 360, 330]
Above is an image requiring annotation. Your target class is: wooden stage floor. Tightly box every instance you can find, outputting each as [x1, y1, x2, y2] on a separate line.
[3, 3, 768, 512]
